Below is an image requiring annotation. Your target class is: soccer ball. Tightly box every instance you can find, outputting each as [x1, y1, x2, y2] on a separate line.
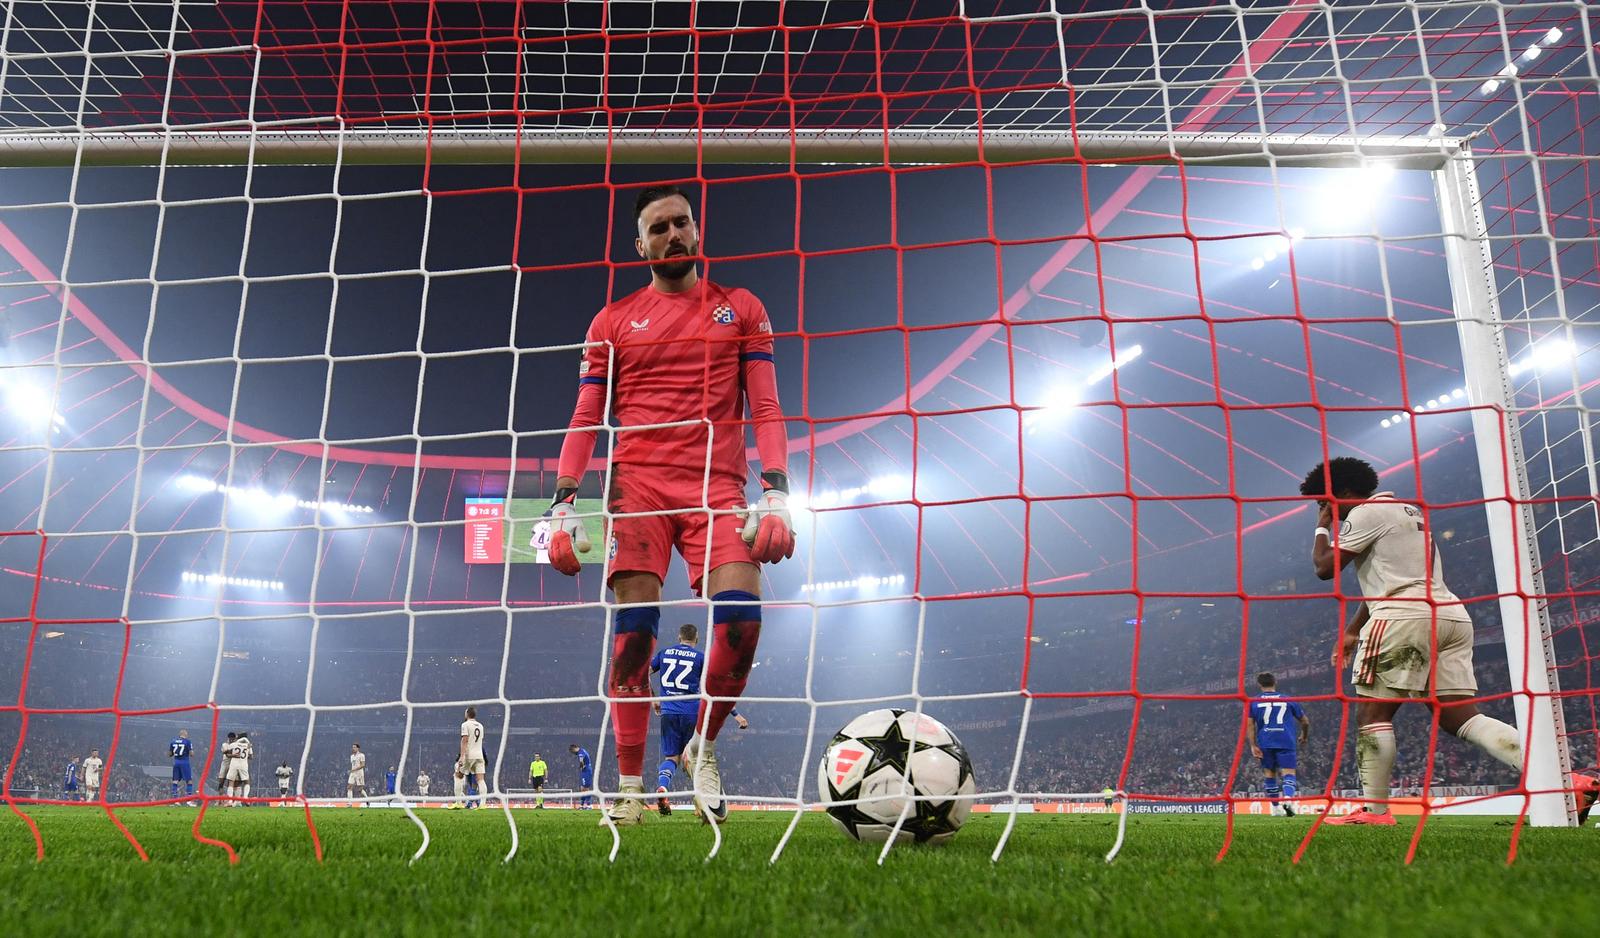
[817, 708, 976, 844]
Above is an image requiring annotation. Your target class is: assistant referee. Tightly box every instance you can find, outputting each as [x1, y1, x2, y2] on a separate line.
[529, 753, 548, 809]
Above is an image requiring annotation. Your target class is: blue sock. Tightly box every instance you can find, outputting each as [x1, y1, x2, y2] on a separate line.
[657, 758, 676, 791]
[1282, 775, 1298, 799]
[186, 783, 195, 796]
[1264, 781, 1281, 805]
[170, 782, 179, 798]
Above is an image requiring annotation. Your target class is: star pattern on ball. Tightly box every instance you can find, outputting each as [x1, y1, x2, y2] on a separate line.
[852, 717, 916, 778]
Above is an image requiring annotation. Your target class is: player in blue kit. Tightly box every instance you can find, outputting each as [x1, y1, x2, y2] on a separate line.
[570, 743, 594, 809]
[1249, 672, 1310, 816]
[63, 757, 80, 801]
[169, 728, 194, 798]
[650, 623, 746, 816]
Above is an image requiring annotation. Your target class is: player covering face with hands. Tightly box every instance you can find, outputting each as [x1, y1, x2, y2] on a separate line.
[548, 184, 795, 828]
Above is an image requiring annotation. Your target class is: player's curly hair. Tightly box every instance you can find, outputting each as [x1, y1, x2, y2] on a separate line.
[634, 184, 692, 221]
[1299, 456, 1379, 499]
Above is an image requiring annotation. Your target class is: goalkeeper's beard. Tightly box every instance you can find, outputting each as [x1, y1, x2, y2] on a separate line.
[651, 245, 696, 282]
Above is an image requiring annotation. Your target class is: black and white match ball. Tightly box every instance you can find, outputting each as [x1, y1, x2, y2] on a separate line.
[817, 708, 976, 844]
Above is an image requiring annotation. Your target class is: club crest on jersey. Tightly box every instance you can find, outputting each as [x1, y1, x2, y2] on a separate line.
[629, 318, 651, 332]
[711, 304, 736, 325]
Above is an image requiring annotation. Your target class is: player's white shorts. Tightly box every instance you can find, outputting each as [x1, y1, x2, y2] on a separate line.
[84, 775, 100, 790]
[461, 757, 485, 775]
[1353, 616, 1477, 698]
[348, 770, 366, 788]
[226, 761, 249, 782]
[418, 784, 430, 796]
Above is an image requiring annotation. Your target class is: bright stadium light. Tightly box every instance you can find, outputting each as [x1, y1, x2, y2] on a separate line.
[2, 377, 66, 431]
[800, 573, 907, 593]
[1507, 338, 1573, 377]
[791, 473, 913, 513]
[1028, 344, 1143, 431]
[175, 473, 376, 517]
[1319, 164, 1396, 222]
[1383, 390, 1467, 427]
[182, 570, 285, 591]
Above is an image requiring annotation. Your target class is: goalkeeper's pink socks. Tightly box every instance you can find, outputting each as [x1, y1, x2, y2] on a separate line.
[698, 590, 761, 742]
[611, 607, 659, 778]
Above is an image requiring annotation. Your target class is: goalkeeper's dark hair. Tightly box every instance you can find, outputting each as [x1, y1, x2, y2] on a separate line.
[1256, 672, 1276, 689]
[679, 623, 698, 643]
[1299, 456, 1380, 500]
[635, 184, 691, 221]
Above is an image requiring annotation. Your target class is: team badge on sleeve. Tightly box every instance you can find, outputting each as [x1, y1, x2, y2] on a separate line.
[711, 304, 736, 325]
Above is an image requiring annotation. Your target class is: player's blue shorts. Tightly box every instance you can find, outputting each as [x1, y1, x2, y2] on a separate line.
[172, 761, 192, 782]
[63, 781, 77, 792]
[1259, 748, 1297, 772]
[660, 710, 696, 758]
[579, 770, 594, 788]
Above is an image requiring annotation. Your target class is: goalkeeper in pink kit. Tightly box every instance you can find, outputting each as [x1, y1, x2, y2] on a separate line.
[548, 184, 796, 826]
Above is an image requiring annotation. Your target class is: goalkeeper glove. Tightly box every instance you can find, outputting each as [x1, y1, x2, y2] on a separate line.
[544, 486, 591, 576]
[741, 470, 796, 564]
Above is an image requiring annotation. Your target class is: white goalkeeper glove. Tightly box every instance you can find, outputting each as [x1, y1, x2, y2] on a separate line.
[741, 470, 796, 564]
[544, 487, 591, 576]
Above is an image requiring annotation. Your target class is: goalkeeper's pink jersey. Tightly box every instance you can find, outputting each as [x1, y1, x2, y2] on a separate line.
[558, 278, 787, 484]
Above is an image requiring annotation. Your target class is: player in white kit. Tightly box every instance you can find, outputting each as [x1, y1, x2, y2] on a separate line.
[276, 763, 293, 801]
[460, 707, 487, 806]
[1304, 457, 1524, 825]
[215, 731, 236, 795]
[447, 757, 468, 809]
[348, 743, 368, 801]
[226, 733, 252, 804]
[416, 770, 431, 797]
[82, 749, 103, 801]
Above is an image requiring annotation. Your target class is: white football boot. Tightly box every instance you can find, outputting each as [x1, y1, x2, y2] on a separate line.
[684, 735, 726, 823]
[601, 781, 646, 827]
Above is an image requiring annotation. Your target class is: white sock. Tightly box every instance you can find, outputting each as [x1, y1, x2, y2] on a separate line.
[620, 774, 643, 793]
[700, 737, 717, 757]
[1456, 713, 1523, 770]
[1358, 722, 1397, 815]
[453, 776, 465, 798]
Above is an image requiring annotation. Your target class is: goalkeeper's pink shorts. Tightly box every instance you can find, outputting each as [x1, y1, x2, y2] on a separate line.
[604, 464, 752, 594]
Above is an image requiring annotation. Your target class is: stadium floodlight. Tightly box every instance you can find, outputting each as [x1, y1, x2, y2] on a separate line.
[1382, 389, 1468, 428]
[174, 473, 376, 517]
[2, 377, 65, 430]
[181, 571, 285, 591]
[799, 573, 906, 593]
[1027, 345, 1143, 431]
[790, 474, 912, 513]
[1507, 339, 1572, 377]
[1317, 163, 1396, 223]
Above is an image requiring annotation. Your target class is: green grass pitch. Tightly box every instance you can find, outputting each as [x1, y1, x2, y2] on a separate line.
[0, 806, 1590, 936]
